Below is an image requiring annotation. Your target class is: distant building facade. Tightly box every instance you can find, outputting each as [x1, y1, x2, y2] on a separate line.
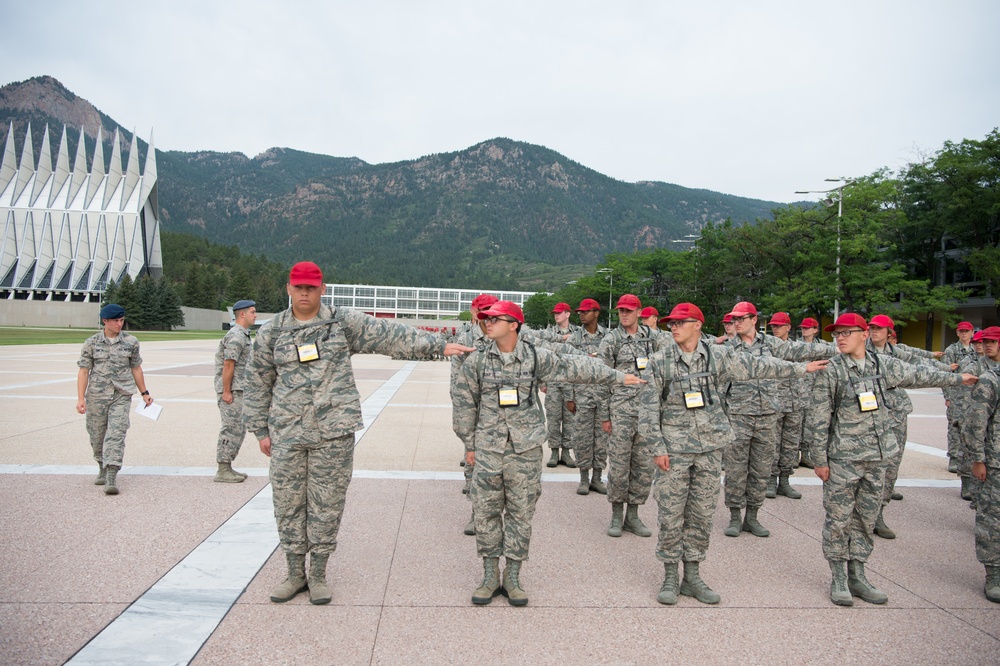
[321, 283, 537, 319]
[0, 123, 162, 302]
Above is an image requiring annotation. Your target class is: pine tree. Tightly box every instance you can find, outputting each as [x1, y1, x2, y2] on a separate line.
[117, 275, 142, 330]
[227, 265, 255, 304]
[136, 275, 158, 329]
[157, 278, 186, 330]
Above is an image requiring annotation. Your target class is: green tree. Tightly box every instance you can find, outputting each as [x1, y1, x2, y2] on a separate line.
[116, 275, 141, 329]
[135, 275, 158, 329]
[226, 264, 255, 304]
[157, 278, 186, 330]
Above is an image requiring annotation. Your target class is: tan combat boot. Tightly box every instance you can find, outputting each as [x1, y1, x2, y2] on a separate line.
[576, 469, 591, 495]
[560, 448, 576, 468]
[270, 553, 307, 603]
[742, 507, 770, 537]
[214, 462, 246, 483]
[723, 507, 742, 537]
[657, 562, 679, 605]
[986, 566, 1000, 603]
[765, 475, 777, 499]
[589, 468, 607, 495]
[777, 474, 802, 499]
[94, 464, 106, 485]
[680, 561, 721, 604]
[607, 502, 624, 537]
[829, 560, 853, 606]
[546, 448, 560, 468]
[463, 510, 476, 536]
[874, 509, 896, 539]
[623, 504, 652, 537]
[104, 465, 120, 495]
[472, 557, 502, 605]
[308, 553, 332, 605]
[847, 560, 888, 604]
[502, 559, 528, 606]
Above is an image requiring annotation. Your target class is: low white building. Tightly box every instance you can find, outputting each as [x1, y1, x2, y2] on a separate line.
[322, 284, 538, 319]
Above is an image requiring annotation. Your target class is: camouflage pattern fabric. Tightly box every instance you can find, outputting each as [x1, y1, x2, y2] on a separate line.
[956, 356, 995, 475]
[215, 324, 252, 463]
[450, 323, 491, 497]
[453, 337, 627, 560]
[214, 324, 252, 393]
[822, 459, 889, 562]
[244, 304, 446, 556]
[654, 450, 723, 563]
[566, 324, 610, 471]
[78, 331, 143, 466]
[944, 342, 978, 460]
[771, 410, 804, 477]
[216, 393, 246, 464]
[544, 383, 574, 450]
[961, 367, 1000, 565]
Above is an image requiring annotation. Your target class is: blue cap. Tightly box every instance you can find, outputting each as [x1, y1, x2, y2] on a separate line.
[232, 299, 256, 312]
[100, 304, 125, 319]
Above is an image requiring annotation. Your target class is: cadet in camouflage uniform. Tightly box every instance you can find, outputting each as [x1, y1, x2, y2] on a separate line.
[765, 312, 805, 501]
[213, 299, 257, 483]
[722, 302, 833, 538]
[598, 294, 665, 538]
[640, 303, 828, 606]
[796, 317, 829, 468]
[451, 294, 499, 536]
[804, 313, 976, 607]
[565, 298, 611, 494]
[244, 262, 473, 605]
[961, 330, 991, 505]
[866, 314, 954, 538]
[961, 326, 1000, 603]
[544, 302, 579, 468]
[944, 322, 978, 472]
[453, 300, 643, 606]
[76, 304, 154, 495]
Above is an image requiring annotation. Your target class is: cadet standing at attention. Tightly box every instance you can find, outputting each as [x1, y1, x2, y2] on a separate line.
[453, 300, 644, 606]
[213, 299, 257, 483]
[599, 294, 664, 538]
[640, 303, 828, 606]
[804, 313, 977, 607]
[565, 298, 611, 494]
[944, 322, 978, 472]
[243, 262, 473, 605]
[764, 312, 805, 501]
[76, 303, 154, 495]
[961, 326, 1000, 603]
[544, 302, 579, 468]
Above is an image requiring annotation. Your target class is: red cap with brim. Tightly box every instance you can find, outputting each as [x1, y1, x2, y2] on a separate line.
[769, 312, 791, 326]
[798, 317, 819, 328]
[728, 301, 757, 317]
[972, 331, 983, 342]
[957, 321, 974, 331]
[868, 314, 895, 329]
[824, 312, 868, 332]
[478, 300, 525, 324]
[471, 294, 499, 309]
[723, 314, 733, 323]
[576, 298, 601, 311]
[640, 307, 659, 318]
[660, 302, 704, 323]
[981, 326, 1000, 341]
[616, 294, 641, 310]
[551, 302, 571, 314]
[289, 261, 324, 287]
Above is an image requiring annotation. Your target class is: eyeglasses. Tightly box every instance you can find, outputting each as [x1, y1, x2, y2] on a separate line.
[485, 316, 517, 324]
[831, 329, 865, 339]
[730, 314, 753, 323]
[667, 319, 699, 328]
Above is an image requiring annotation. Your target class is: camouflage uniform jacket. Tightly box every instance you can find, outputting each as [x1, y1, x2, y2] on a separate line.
[598, 324, 664, 400]
[450, 323, 490, 399]
[77, 331, 142, 397]
[244, 304, 446, 441]
[897, 342, 938, 360]
[943, 342, 977, 402]
[724, 332, 834, 416]
[804, 351, 966, 466]
[640, 339, 809, 456]
[961, 363, 1000, 468]
[866, 340, 951, 423]
[214, 323, 252, 394]
[452, 338, 627, 454]
[565, 324, 610, 408]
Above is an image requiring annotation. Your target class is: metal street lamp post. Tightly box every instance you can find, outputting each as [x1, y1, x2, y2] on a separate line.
[795, 178, 855, 322]
[597, 268, 613, 327]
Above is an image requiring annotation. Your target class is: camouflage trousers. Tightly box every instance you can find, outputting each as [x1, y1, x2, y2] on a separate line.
[216, 391, 247, 464]
[724, 412, 779, 509]
[472, 441, 543, 561]
[85, 390, 132, 467]
[881, 417, 907, 507]
[270, 424, 354, 557]
[545, 384, 573, 450]
[946, 402, 962, 461]
[771, 409, 803, 477]
[822, 459, 888, 563]
[607, 402, 654, 506]
[975, 465, 1000, 566]
[655, 449, 723, 564]
[568, 392, 609, 471]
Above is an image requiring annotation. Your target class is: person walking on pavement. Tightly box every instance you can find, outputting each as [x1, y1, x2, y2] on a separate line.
[213, 299, 257, 483]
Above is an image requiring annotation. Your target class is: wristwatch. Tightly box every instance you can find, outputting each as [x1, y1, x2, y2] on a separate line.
[141, 390, 150, 396]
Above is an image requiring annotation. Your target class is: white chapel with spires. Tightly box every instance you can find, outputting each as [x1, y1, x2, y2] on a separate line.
[0, 123, 162, 301]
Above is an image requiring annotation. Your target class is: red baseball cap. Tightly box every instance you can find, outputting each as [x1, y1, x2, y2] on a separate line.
[824, 313, 868, 332]
[640, 306, 659, 318]
[616, 294, 641, 310]
[723, 314, 733, 323]
[868, 314, 895, 329]
[551, 302, 571, 314]
[576, 298, 601, 311]
[728, 301, 757, 317]
[289, 261, 323, 287]
[471, 294, 499, 309]
[981, 326, 1000, 341]
[957, 321, 974, 331]
[798, 317, 819, 328]
[478, 300, 524, 324]
[660, 303, 705, 323]
[769, 312, 791, 326]
[972, 330, 983, 342]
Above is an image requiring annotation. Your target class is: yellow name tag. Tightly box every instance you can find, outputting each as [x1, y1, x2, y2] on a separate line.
[635, 356, 649, 370]
[296, 343, 320, 363]
[498, 387, 519, 407]
[858, 391, 879, 412]
[684, 391, 705, 409]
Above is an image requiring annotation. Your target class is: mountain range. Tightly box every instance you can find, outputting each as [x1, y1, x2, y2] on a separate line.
[1, 76, 783, 291]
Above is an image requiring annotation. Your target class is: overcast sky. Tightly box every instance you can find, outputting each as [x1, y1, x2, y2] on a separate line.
[2, 1, 997, 203]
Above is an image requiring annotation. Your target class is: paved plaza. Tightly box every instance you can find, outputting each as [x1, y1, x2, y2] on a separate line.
[0, 337, 998, 665]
